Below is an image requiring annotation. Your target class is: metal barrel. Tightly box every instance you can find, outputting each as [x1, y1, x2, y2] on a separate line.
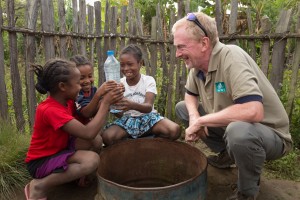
[97, 138, 207, 200]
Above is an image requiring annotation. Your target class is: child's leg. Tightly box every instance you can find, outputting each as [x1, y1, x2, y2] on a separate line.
[102, 125, 128, 146]
[28, 150, 99, 199]
[151, 118, 181, 140]
[75, 133, 103, 152]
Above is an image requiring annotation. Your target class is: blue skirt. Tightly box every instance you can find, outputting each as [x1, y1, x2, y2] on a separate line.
[106, 112, 163, 138]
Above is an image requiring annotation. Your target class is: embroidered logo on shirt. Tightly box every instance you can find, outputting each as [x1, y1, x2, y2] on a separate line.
[215, 82, 226, 93]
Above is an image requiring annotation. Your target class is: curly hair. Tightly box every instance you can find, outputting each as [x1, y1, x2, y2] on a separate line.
[31, 58, 76, 94]
[70, 55, 92, 68]
[120, 44, 143, 63]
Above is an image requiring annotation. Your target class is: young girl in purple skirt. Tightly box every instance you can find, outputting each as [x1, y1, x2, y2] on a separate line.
[24, 58, 123, 199]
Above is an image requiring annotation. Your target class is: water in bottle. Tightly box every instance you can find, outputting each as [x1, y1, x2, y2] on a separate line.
[104, 50, 122, 113]
[104, 50, 120, 82]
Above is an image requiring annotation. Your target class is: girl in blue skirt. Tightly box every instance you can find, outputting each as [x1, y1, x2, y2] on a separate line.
[102, 44, 181, 146]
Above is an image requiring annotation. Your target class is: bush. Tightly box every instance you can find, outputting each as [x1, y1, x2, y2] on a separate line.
[264, 149, 300, 181]
[0, 119, 31, 200]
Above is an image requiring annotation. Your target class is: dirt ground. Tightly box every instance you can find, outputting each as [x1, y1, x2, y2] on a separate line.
[11, 140, 300, 200]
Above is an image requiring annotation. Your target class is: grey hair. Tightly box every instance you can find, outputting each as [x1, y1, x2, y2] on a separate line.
[172, 12, 219, 46]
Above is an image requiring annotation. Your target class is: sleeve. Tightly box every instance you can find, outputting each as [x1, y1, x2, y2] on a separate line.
[185, 69, 200, 95]
[145, 76, 157, 95]
[43, 106, 74, 131]
[225, 61, 262, 101]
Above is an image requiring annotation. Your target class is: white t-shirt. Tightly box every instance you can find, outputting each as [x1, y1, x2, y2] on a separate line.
[121, 74, 157, 117]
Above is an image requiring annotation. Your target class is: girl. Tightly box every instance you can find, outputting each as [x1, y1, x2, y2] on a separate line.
[70, 55, 121, 152]
[24, 58, 123, 200]
[102, 44, 181, 146]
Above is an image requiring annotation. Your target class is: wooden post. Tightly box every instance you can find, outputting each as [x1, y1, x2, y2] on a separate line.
[180, 0, 191, 99]
[286, 4, 300, 117]
[7, 0, 25, 131]
[88, 5, 94, 62]
[246, 7, 256, 60]
[128, 0, 137, 44]
[166, 9, 176, 119]
[260, 15, 271, 76]
[110, 6, 118, 52]
[156, 3, 168, 116]
[72, 0, 79, 55]
[173, 4, 184, 102]
[41, 0, 55, 60]
[270, 9, 292, 93]
[25, 0, 39, 129]
[79, 0, 87, 55]
[228, 0, 238, 44]
[94, 1, 105, 85]
[103, 0, 110, 60]
[177, 0, 184, 19]
[215, 0, 223, 36]
[110, 6, 119, 78]
[136, 9, 151, 76]
[58, 0, 67, 58]
[150, 16, 158, 77]
[0, 1, 8, 120]
[120, 6, 127, 51]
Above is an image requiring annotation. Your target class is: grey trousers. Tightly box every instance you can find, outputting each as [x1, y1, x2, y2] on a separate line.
[175, 101, 285, 196]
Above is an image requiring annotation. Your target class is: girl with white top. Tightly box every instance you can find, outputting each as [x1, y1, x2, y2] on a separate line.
[102, 44, 181, 146]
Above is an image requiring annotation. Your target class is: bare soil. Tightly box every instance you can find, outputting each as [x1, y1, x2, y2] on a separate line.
[10, 141, 300, 200]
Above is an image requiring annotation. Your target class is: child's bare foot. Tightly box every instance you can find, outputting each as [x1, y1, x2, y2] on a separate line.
[24, 180, 47, 200]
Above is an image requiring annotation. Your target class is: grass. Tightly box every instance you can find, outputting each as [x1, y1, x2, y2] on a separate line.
[0, 119, 31, 200]
[264, 149, 300, 181]
[195, 139, 300, 181]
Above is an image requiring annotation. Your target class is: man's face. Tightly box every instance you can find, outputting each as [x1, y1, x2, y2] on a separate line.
[173, 27, 203, 70]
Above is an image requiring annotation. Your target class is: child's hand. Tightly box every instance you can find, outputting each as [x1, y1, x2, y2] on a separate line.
[114, 98, 131, 112]
[119, 83, 125, 93]
[97, 80, 119, 98]
[102, 84, 124, 106]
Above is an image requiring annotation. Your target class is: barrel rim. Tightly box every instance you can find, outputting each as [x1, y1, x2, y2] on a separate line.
[97, 170, 207, 191]
[97, 138, 208, 191]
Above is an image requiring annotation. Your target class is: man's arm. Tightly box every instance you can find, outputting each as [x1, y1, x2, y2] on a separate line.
[185, 92, 200, 126]
[186, 101, 264, 141]
[200, 101, 264, 126]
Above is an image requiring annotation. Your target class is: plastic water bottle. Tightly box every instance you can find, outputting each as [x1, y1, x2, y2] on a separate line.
[104, 50, 120, 82]
[104, 50, 121, 113]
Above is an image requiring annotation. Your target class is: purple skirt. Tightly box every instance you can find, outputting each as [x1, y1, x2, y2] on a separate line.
[27, 137, 75, 179]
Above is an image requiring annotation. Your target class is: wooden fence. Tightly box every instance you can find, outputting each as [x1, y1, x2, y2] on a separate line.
[0, 0, 300, 132]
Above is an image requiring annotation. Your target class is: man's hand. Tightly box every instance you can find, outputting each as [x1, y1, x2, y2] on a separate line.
[185, 119, 208, 142]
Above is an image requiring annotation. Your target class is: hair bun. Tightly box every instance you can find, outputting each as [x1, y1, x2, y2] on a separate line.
[35, 82, 48, 94]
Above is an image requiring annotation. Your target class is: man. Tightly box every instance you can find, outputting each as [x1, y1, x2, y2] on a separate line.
[172, 12, 292, 200]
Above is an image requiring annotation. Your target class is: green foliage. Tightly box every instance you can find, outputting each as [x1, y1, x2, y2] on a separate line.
[264, 149, 300, 181]
[134, 0, 176, 33]
[280, 69, 300, 148]
[290, 105, 300, 149]
[0, 120, 31, 200]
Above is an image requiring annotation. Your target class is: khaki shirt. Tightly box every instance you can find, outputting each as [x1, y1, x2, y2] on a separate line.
[186, 41, 292, 153]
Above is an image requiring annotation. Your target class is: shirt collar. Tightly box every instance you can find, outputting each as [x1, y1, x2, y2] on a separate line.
[207, 41, 224, 72]
[197, 70, 206, 81]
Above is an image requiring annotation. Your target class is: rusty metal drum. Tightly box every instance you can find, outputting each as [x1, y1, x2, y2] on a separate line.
[96, 138, 207, 200]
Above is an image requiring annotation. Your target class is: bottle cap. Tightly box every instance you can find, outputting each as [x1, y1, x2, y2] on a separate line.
[107, 50, 114, 56]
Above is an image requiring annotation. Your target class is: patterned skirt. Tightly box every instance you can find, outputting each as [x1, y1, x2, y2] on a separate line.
[106, 112, 163, 138]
